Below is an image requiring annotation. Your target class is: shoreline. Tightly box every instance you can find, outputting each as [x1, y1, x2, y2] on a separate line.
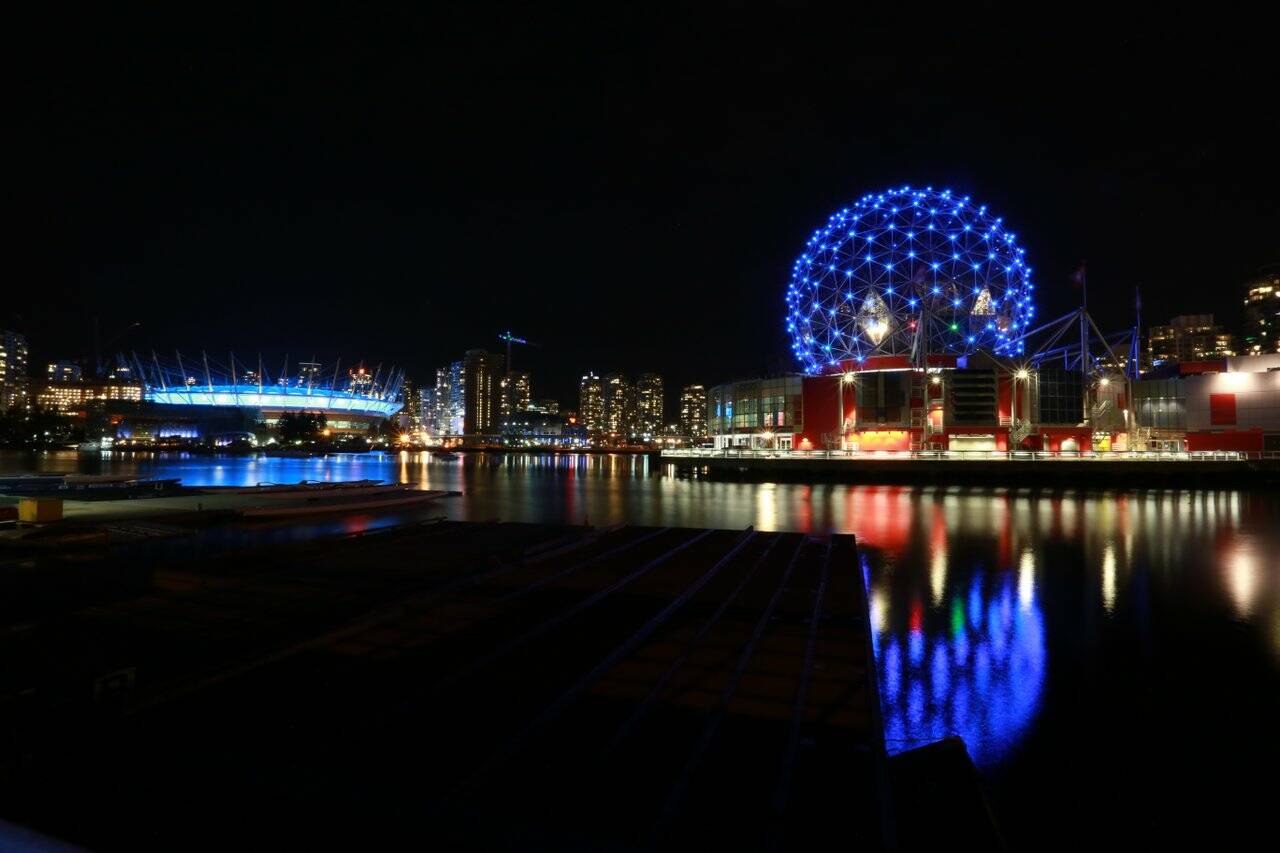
[660, 453, 1280, 488]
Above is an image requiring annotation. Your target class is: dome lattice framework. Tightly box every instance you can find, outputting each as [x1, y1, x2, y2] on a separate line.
[786, 186, 1035, 373]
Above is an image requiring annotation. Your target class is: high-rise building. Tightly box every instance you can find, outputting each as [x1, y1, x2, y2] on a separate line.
[47, 361, 83, 383]
[1, 330, 30, 411]
[634, 373, 663, 439]
[1147, 314, 1236, 364]
[679, 384, 708, 439]
[435, 361, 465, 437]
[35, 378, 142, 414]
[531, 398, 559, 415]
[400, 378, 421, 431]
[462, 349, 504, 435]
[419, 386, 439, 436]
[603, 373, 633, 436]
[579, 373, 604, 435]
[1242, 269, 1280, 355]
[499, 371, 531, 422]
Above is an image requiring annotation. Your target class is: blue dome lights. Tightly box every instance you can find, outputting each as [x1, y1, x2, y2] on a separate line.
[785, 186, 1035, 373]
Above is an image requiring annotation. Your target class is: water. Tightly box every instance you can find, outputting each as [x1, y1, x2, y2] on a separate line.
[5, 450, 1279, 847]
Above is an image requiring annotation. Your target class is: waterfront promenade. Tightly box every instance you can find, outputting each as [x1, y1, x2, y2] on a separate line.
[661, 448, 1280, 486]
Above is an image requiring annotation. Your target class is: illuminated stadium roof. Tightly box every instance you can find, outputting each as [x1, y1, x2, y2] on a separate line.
[122, 352, 403, 418]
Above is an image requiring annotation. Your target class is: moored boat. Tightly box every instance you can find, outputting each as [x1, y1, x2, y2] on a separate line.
[198, 479, 385, 495]
[237, 488, 457, 518]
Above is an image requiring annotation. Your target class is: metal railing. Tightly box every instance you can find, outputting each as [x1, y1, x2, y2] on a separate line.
[661, 448, 1263, 462]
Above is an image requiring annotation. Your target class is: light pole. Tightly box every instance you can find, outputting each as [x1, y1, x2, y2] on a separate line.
[837, 371, 854, 450]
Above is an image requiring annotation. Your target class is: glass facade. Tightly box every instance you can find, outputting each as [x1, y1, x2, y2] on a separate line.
[1132, 378, 1187, 429]
[435, 361, 465, 437]
[707, 375, 803, 447]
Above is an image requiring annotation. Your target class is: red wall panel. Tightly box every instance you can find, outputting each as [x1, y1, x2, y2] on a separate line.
[1209, 393, 1237, 426]
[1185, 429, 1262, 452]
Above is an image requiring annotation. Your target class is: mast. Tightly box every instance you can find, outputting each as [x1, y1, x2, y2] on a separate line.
[202, 351, 214, 392]
[327, 359, 341, 409]
[1080, 267, 1089, 424]
[152, 351, 167, 391]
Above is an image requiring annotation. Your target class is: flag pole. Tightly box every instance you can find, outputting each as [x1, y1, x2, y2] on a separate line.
[1080, 263, 1089, 424]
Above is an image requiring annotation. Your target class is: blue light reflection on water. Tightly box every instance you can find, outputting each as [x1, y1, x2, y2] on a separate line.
[871, 549, 1046, 767]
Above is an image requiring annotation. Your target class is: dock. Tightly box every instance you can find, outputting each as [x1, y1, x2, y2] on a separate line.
[0, 519, 936, 850]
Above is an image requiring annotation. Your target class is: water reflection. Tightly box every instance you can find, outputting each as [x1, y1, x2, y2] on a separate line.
[6, 453, 1277, 655]
[7, 450, 1277, 846]
[871, 549, 1047, 767]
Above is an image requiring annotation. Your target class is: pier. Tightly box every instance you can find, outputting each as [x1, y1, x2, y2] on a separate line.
[0, 518, 1004, 849]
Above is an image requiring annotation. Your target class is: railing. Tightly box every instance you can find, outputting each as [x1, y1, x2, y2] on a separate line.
[661, 448, 1264, 462]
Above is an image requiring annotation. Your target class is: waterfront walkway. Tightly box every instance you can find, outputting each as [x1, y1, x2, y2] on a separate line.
[661, 448, 1280, 487]
[0, 520, 913, 850]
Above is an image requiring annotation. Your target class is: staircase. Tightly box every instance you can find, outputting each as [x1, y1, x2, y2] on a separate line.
[909, 372, 926, 450]
[1010, 417, 1033, 449]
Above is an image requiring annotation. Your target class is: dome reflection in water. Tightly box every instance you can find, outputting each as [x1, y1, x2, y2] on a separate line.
[870, 550, 1046, 767]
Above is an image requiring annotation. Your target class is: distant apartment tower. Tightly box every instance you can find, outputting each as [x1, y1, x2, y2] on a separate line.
[419, 386, 439, 435]
[435, 361, 465, 436]
[1, 330, 29, 410]
[634, 373, 664, 438]
[35, 377, 143, 414]
[499, 371, 531, 422]
[579, 373, 604, 434]
[679, 384, 708, 439]
[1242, 269, 1280, 355]
[462, 349, 504, 435]
[603, 373, 634, 436]
[401, 378, 421, 431]
[47, 361, 83, 383]
[1148, 314, 1236, 364]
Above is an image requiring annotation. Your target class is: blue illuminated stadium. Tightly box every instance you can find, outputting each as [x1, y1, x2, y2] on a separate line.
[128, 352, 403, 420]
[785, 186, 1035, 374]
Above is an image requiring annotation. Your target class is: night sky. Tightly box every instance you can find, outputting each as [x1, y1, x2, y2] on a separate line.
[19, 6, 1278, 411]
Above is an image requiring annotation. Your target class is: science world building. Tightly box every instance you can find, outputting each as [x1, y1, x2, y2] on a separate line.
[709, 185, 1151, 453]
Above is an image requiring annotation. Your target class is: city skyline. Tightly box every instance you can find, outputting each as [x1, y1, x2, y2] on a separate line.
[13, 10, 1277, 408]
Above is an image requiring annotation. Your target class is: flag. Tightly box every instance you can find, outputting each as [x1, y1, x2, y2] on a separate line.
[1070, 261, 1087, 288]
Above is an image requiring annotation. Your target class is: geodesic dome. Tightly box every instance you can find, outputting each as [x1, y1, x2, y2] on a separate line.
[786, 186, 1035, 373]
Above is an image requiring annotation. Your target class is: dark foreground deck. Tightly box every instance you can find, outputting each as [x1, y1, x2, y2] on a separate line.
[0, 520, 991, 850]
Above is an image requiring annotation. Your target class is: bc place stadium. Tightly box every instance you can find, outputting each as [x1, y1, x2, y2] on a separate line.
[103, 352, 404, 443]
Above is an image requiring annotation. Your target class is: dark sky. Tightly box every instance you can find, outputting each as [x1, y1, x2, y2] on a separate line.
[18, 5, 1279, 411]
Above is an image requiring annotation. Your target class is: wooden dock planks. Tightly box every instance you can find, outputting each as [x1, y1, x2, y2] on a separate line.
[0, 521, 888, 850]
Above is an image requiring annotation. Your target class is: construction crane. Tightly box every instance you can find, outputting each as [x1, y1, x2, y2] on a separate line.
[497, 330, 538, 375]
